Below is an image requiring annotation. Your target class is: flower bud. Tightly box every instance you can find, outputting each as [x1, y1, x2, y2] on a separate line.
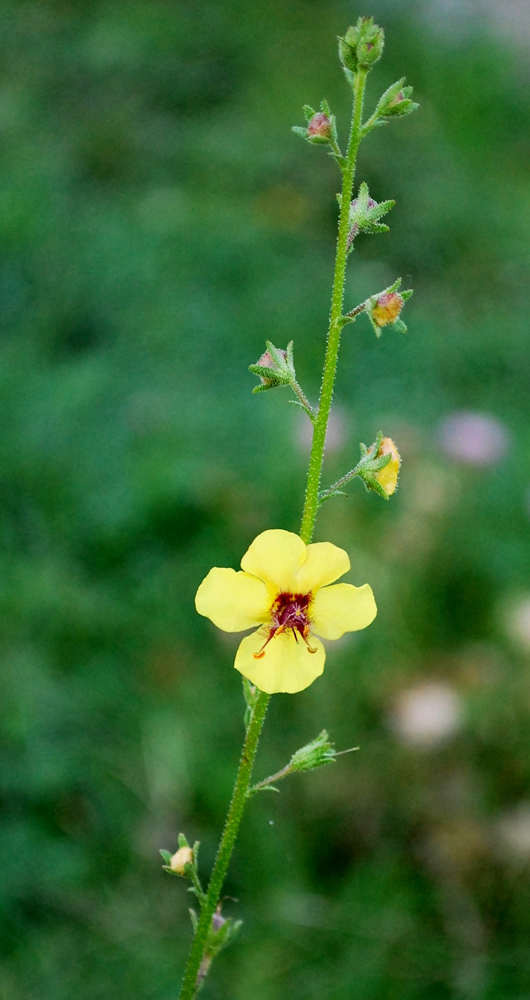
[212, 907, 226, 932]
[249, 341, 295, 393]
[375, 437, 401, 497]
[372, 291, 404, 328]
[306, 112, 332, 142]
[338, 17, 384, 74]
[170, 845, 194, 874]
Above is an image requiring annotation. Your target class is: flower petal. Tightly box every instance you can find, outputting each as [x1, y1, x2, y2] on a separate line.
[240, 529, 307, 593]
[195, 568, 270, 632]
[311, 583, 377, 640]
[294, 541, 350, 593]
[234, 629, 325, 694]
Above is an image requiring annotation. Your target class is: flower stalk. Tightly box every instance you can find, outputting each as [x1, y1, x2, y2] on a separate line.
[175, 19, 416, 996]
[177, 690, 269, 1000]
[299, 67, 367, 545]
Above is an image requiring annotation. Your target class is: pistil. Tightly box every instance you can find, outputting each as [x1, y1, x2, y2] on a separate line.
[253, 592, 317, 658]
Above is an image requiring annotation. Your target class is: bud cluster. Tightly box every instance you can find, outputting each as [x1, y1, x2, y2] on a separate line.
[338, 17, 384, 77]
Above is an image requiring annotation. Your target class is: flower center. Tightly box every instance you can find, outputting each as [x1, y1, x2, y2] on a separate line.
[253, 592, 318, 659]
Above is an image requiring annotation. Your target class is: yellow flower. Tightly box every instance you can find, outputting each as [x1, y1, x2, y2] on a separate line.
[195, 529, 377, 695]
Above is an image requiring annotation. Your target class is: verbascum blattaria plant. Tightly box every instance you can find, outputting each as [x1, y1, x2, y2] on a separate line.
[161, 18, 418, 997]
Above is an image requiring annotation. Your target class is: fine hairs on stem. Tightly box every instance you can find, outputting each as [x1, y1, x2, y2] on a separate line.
[165, 17, 418, 998]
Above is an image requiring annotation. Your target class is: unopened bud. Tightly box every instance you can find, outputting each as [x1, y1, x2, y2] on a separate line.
[307, 112, 331, 141]
[372, 292, 404, 328]
[350, 195, 377, 213]
[254, 349, 287, 387]
[389, 91, 405, 107]
[339, 17, 384, 74]
[375, 437, 401, 497]
[170, 846, 194, 875]
[212, 906, 226, 932]
[257, 349, 286, 369]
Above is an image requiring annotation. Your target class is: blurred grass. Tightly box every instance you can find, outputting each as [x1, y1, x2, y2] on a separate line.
[0, 1, 530, 998]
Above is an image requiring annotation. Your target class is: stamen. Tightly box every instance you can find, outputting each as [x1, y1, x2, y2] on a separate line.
[253, 632, 274, 659]
[253, 592, 317, 658]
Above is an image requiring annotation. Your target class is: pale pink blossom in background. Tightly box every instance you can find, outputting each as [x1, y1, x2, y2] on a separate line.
[439, 412, 510, 466]
[297, 407, 347, 453]
[495, 803, 530, 859]
[505, 595, 530, 651]
[391, 681, 464, 747]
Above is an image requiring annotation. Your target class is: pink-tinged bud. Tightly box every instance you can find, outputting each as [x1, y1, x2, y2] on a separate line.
[212, 906, 226, 932]
[375, 437, 401, 497]
[389, 90, 405, 107]
[306, 113, 332, 140]
[255, 349, 287, 385]
[256, 350, 282, 369]
[372, 291, 404, 328]
[351, 195, 377, 213]
[170, 846, 194, 874]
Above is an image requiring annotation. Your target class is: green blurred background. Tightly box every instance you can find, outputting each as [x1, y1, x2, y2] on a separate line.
[1, 1, 530, 997]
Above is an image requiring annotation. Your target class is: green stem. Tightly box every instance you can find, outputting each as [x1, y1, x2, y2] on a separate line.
[178, 691, 269, 1000]
[178, 68, 368, 1000]
[300, 69, 367, 546]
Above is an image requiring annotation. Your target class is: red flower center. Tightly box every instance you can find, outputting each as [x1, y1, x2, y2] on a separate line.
[253, 592, 317, 659]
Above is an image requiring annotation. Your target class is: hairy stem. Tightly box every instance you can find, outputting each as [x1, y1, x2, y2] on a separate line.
[300, 68, 367, 545]
[292, 379, 316, 420]
[178, 691, 269, 1000]
[178, 67, 368, 1000]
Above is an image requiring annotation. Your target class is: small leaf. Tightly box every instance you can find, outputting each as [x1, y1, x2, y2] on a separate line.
[159, 849, 172, 865]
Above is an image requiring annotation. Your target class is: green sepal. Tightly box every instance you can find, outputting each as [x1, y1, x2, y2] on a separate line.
[178, 833, 190, 849]
[318, 488, 348, 507]
[361, 473, 390, 500]
[251, 383, 274, 394]
[308, 134, 332, 146]
[204, 913, 243, 962]
[159, 849, 172, 865]
[243, 677, 259, 729]
[401, 289, 413, 301]
[247, 783, 280, 798]
[303, 104, 316, 121]
[289, 730, 337, 773]
[292, 125, 308, 139]
[331, 152, 347, 170]
[248, 364, 291, 386]
[392, 318, 407, 334]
